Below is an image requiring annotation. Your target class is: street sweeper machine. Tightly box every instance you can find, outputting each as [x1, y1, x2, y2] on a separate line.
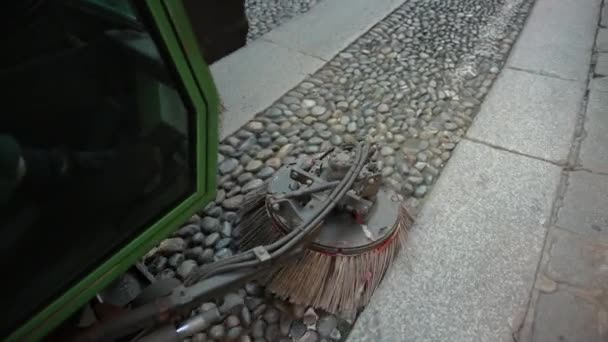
[0, 1, 413, 341]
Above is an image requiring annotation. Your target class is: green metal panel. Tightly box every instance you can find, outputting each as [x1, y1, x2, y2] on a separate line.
[6, 0, 219, 340]
[161, 0, 220, 197]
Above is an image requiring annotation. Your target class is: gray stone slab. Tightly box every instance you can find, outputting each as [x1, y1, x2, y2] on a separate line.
[545, 228, 608, 288]
[556, 171, 608, 239]
[532, 289, 605, 342]
[211, 40, 324, 139]
[603, 4, 608, 28]
[595, 53, 608, 76]
[590, 76, 608, 92]
[349, 141, 561, 342]
[579, 92, 608, 172]
[597, 29, 608, 52]
[468, 68, 584, 163]
[260, 0, 406, 60]
[507, 0, 599, 81]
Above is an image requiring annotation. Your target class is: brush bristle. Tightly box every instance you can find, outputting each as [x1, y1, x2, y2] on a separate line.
[235, 180, 284, 251]
[237, 181, 269, 217]
[267, 205, 411, 314]
[237, 207, 283, 250]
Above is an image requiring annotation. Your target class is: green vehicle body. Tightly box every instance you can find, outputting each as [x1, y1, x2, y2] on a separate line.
[5, 1, 220, 340]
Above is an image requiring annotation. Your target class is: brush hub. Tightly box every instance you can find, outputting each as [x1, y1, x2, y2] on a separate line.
[266, 147, 404, 255]
[309, 188, 402, 255]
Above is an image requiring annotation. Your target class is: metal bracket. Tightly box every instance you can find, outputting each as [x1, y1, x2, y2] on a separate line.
[252, 246, 271, 262]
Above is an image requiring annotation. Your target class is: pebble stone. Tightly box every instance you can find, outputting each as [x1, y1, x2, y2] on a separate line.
[220, 293, 245, 315]
[176, 259, 197, 279]
[289, 320, 307, 339]
[246, 121, 265, 133]
[245, 160, 264, 173]
[241, 306, 252, 327]
[266, 157, 282, 169]
[215, 248, 233, 260]
[168, 253, 184, 268]
[252, 320, 266, 338]
[199, 248, 214, 264]
[157, 268, 175, 280]
[177, 224, 199, 237]
[221, 221, 233, 237]
[253, 303, 267, 319]
[201, 217, 220, 233]
[225, 315, 241, 328]
[303, 307, 319, 326]
[311, 106, 327, 116]
[245, 282, 264, 296]
[292, 305, 306, 319]
[257, 166, 275, 179]
[192, 333, 206, 342]
[246, 297, 264, 311]
[204, 233, 220, 247]
[223, 195, 244, 210]
[206, 205, 221, 218]
[265, 323, 280, 341]
[300, 330, 320, 342]
[242, 178, 264, 193]
[209, 324, 225, 340]
[329, 328, 341, 340]
[317, 315, 338, 337]
[378, 103, 390, 113]
[215, 237, 232, 250]
[263, 307, 280, 324]
[280, 314, 293, 336]
[227, 327, 243, 340]
[157, 238, 186, 254]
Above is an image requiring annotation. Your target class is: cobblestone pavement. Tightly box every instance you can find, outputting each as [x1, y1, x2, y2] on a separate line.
[246, 0, 322, 41]
[518, 4, 608, 340]
[145, 0, 536, 340]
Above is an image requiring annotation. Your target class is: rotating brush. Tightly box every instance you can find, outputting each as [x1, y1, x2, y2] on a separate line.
[234, 143, 413, 316]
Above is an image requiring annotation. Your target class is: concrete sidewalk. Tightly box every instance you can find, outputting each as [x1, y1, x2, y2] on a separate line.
[518, 3, 608, 341]
[349, 0, 604, 340]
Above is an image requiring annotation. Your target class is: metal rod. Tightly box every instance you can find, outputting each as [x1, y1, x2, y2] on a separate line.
[280, 180, 340, 199]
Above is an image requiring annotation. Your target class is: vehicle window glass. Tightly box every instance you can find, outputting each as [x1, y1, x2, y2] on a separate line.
[0, 0, 196, 336]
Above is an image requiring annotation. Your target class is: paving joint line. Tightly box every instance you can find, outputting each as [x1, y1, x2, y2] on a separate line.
[258, 37, 329, 62]
[506, 65, 582, 82]
[463, 136, 566, 166]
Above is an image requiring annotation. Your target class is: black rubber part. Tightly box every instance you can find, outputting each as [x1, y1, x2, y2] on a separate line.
[182, 0, 249, 64]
